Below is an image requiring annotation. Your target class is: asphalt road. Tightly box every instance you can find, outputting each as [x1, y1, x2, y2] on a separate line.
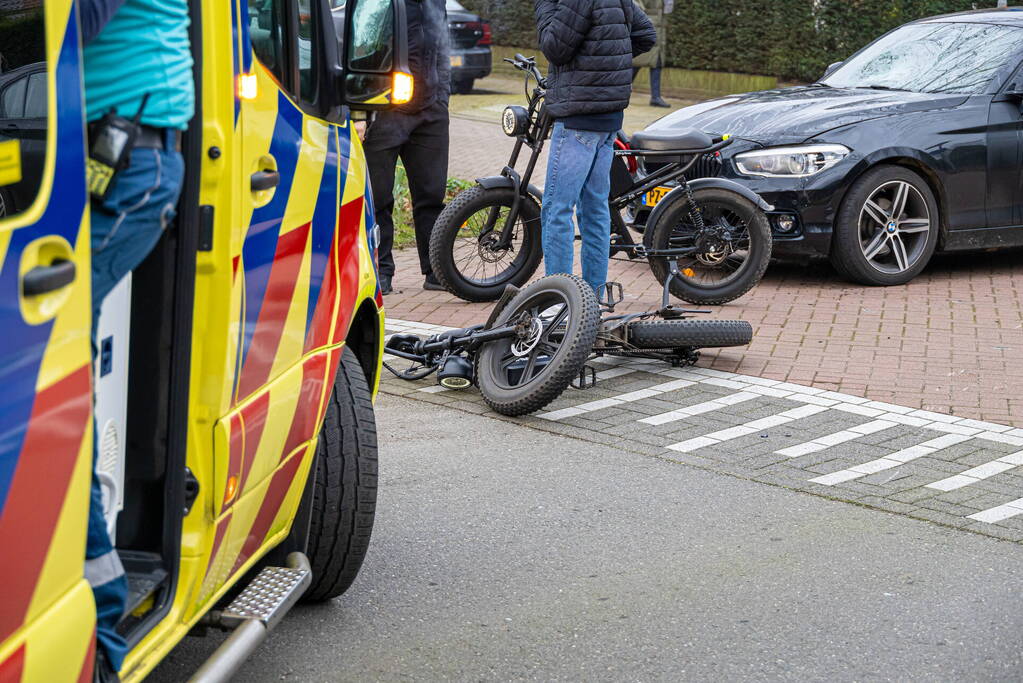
[151, 394, 1023, 682]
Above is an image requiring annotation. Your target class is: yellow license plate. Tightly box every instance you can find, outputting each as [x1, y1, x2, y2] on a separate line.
[450, 55, 464, 67]
[643, 186, 671, 207]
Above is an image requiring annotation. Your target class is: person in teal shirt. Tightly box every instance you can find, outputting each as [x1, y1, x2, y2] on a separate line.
[80, 1, 194, 678]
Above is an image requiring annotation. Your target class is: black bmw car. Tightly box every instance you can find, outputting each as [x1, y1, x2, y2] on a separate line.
[447, 0, 491, 94]
[641, 8, 1023, 286]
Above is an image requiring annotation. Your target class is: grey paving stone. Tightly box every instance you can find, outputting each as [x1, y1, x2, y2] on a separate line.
[742, 453, 792, 470]
[854, 496, 920, 515]
[965, 523, 1023, 542]
[446, 399, 491, 415]
[911, 456, 971, 475]
[933, 486, 989, 506]
[912, 507, 976, 528]
[917, 499, 983, 518]
[890, 487, 943, 505]
[416, 391, 457, 405]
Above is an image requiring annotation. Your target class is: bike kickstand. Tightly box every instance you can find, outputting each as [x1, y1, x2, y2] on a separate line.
[571, 364, 598, 390]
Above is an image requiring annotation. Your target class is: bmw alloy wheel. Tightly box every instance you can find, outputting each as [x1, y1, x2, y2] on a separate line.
[857, 180, 931, 275]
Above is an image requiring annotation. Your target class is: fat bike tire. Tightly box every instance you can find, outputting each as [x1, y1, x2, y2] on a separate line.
[628, 320, 753, 349]
[429, 186, 543, 302]
[477, 274, 600, 416]
[646, 188, 771, 305]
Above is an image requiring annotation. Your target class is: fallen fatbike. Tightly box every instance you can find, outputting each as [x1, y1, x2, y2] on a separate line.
[384, 274, 753, 416]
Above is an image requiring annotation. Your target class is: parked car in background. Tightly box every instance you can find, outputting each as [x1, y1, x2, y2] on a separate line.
[447, 0, 491, 94]
[636, 8, 1023, 286]
[0, 62, 46, 217]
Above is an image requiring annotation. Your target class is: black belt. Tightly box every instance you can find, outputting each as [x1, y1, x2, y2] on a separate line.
[135, 126, 181, 151]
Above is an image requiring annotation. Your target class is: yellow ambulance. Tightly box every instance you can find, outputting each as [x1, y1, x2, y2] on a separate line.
[0, 0, 410, 679]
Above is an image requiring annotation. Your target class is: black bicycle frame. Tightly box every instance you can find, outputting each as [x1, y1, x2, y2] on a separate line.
[385, 323, 521, 364]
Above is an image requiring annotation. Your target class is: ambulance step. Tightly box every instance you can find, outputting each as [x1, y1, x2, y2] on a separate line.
[189, 553, 311, 683]
[220, 560, 312, 629]
[120, 550, 168, 617]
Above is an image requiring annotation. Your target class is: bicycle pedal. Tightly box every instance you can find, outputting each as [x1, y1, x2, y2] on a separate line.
[571, 364, 598, 390]
[599, 282, 624, 309]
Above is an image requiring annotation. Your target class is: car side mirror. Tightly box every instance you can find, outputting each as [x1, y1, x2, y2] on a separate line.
[822, 61, 843, 80]
[1003, 88, 1023, 115]
[323, 0, 413, 113]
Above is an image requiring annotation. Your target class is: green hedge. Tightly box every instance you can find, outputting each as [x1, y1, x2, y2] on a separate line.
[0, 9, 45, 71]
[462, 1, 1019, 83]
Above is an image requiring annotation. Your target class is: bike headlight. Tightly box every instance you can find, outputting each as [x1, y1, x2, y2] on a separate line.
[502, 105, 530, 137]
[734, 144, 850, 178]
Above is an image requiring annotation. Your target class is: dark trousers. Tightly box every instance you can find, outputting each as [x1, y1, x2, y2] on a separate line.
[363, 101, 450, 278]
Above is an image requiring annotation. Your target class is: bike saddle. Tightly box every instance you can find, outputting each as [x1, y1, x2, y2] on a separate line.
[630, 128, 714, 153]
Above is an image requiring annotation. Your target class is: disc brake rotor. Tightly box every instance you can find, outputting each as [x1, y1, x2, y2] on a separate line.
[510, 316, 544, 357]
[478, 232, 511, 263]
[692, 222, 735, 268]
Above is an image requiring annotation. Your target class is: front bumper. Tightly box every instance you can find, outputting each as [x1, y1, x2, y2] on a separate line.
[450, 47, 492, 80]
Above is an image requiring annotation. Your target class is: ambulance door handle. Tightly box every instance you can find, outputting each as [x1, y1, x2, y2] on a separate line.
[23, 259, 76, 296]
[250, 170, 280, 192]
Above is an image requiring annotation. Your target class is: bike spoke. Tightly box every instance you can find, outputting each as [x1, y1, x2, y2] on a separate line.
[540, 305, 569, 341]
[517, 350, 539, 386]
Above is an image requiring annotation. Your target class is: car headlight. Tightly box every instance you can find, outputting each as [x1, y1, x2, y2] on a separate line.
[734, 144, 850, 178]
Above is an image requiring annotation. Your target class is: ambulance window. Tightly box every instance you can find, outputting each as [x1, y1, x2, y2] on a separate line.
[250, 0, 289, 87]
[0, 6, 47, 221]
[297, 0, 318, 104]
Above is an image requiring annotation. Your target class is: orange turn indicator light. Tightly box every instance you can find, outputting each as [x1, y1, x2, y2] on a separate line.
[392, 72, 414, 105]
[224, 475, 238, 504]
[238, 73, 258, 100]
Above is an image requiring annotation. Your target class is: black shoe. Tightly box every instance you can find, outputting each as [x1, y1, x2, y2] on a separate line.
[650, 96, 671, 108]
[423, 274, 445, 291]
[379, 275, 393, 295]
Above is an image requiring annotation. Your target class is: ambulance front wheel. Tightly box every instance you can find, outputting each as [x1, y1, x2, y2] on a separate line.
[300, 346, 379, 602]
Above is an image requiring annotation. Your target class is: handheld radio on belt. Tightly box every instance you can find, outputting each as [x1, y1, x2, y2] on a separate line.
[86, 93, 150, 200]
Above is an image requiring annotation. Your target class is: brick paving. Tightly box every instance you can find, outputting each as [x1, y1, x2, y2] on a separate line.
[385, 110, 1023, 427]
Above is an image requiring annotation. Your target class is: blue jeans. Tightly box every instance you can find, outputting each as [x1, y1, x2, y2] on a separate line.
[541, 122, 616, 292]
[88, 136, 184, 671]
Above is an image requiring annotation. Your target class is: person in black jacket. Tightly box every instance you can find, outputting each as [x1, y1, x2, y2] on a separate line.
[363, 0, 450, 294]
[534, 0, 655, 293]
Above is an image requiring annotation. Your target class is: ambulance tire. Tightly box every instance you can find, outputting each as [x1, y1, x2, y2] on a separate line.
[301, 346, 378, 602]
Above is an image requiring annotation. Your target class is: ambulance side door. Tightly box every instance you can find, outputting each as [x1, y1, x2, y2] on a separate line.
[0, 4, 98, 681]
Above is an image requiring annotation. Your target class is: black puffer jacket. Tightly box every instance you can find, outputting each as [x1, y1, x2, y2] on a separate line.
[534, 0, 656, 118]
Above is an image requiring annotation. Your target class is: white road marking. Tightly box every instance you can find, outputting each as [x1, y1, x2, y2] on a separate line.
[775, 420, 898, 458]
[666, 405, 830, 453]
[638, 392, 759, 426]
[926, 451, 1023, 492]
[537, 378, 696, 420]
[809, 434, 973, 486]
[968, 499, 1023, 524]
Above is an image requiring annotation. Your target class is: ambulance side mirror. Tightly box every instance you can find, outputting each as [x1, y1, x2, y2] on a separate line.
[325, 0, 414, 113]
